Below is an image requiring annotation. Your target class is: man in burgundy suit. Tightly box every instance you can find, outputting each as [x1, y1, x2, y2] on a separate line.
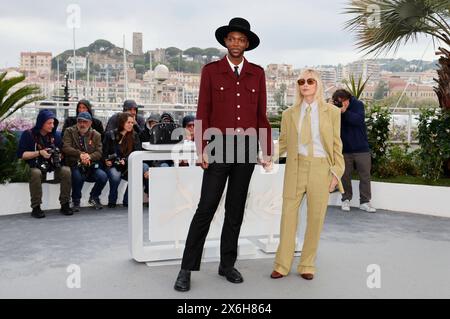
[174, 17, 273, 292]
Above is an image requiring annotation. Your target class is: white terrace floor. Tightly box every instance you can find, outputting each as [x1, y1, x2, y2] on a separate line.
[1, 205, 450, 299]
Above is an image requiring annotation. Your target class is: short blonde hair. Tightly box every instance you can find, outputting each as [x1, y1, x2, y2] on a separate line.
[292, 69, 327, 108]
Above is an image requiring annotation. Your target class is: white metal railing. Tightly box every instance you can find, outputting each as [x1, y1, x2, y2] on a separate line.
[9, 100, 199, 128]
[8, 101, 430, 145]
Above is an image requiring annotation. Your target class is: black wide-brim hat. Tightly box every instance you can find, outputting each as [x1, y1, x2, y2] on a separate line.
[215, 17, 260, 51]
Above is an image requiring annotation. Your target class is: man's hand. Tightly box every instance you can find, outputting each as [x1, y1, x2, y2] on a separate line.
[80, 152, 91, 165]
[340, 104, 348, 113]
[198, 153, 209, 170]
[40, 149, 52, 159]
[340, 100, 350, 113]
[329, 175, 339, 193]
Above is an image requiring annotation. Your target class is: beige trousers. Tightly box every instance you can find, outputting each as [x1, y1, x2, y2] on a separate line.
[274, 155, 332, 275]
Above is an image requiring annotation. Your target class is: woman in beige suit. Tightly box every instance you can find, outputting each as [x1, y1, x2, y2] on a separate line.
[270, 69, 344, 280]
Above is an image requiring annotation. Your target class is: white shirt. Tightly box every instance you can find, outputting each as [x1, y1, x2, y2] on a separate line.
[226, 55, 244, 76]
[298, 101, 326, 158]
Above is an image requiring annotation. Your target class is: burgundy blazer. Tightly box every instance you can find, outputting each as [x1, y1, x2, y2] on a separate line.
[195, 56, 273, 156]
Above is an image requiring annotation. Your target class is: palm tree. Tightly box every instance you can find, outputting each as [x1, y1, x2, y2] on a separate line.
[0, 72, 42, 123]
[343, 0, 450, 110]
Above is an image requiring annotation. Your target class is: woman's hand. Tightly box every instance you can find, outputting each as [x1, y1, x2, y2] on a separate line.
[329, 175, 338, 192]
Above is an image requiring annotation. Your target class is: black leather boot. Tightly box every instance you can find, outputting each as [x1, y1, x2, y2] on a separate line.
[60, 203, 74, 216]
[174, 269, 191, 292]
[31, 206, 45, 219]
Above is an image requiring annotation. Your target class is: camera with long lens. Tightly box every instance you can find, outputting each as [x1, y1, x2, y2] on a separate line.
[36, 146, 62, 174]
[47, 146, 62, 169]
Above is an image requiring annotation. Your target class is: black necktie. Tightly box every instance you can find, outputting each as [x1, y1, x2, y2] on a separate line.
[234, 66, 239, 78]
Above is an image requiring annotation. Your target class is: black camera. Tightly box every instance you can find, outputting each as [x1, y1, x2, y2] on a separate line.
[107, 153, 128, 177]
[107, 153, 126, 169]
[48, 146, 62, 169]
[77, 160, 99, 178]
[37, 159, 52, 174]
[36, 146, 62, 174]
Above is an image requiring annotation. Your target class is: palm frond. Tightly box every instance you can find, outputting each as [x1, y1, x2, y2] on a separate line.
[0, 85, 41, 113]
[343, 0, 450, 56]
[0, 96, 43, 122]
[345, 73, 371, 99]
[0, 73, 42, 123]
[0, 74, 27, 105]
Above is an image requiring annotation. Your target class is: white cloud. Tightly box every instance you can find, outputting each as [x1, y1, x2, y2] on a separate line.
[0, 0, 439, 68]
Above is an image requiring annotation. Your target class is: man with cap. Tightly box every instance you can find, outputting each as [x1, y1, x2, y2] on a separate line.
[62, 112, 108, 211]
[105, 99, 145, 134]
[174, 17, 273, 292]
[17, 109, 73, 218]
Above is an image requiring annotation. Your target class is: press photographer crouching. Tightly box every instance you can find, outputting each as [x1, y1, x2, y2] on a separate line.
[103, 112, 149, 208]
[62, 112, 108, 212]
[17, 109, 72, 218]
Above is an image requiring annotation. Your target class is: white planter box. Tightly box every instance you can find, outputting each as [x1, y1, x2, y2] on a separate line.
[1, 180, 449, 218]
[328, 180, 450, 218]
[0, 181, 128, 216]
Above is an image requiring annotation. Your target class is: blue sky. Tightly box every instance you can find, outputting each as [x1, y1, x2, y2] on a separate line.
[0, 0, 438, 68]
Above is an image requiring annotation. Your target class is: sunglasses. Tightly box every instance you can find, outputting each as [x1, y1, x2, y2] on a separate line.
[297, 78, 316, 86]
[186, 123, 195, 128]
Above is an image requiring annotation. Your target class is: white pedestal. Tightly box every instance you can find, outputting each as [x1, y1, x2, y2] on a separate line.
[255, 237, 303, 253]
[143, 243, 185, 262]
[255, 238, 279, 253]
[144, 239, 257, 266]
[203, 239, 256, 258]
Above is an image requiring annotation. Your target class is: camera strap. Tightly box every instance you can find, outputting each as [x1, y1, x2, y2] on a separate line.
[78, 130, 94, 153]
[30, 129, 54, 152]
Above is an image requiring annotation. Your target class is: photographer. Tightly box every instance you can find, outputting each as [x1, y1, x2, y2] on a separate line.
[139, 113, 160, 143]
[103, 112, 149, 208]
[179, 115, 195, 167]
[332, 89, 376, 213]
[181, 115, 195, 142]
[62, 112, 108, 211]
[105, 100, 145, 134]
[61, 99, 105, 140]
[17, 109, 72, 218]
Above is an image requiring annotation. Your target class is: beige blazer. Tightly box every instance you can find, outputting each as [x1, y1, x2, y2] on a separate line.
[276, 101, 345, 199]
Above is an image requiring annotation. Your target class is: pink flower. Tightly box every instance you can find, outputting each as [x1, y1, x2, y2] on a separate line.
[0, 118, 33, 131]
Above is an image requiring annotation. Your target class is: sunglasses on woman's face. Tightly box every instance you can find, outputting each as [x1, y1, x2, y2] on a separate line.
[297, 78, 316, 86]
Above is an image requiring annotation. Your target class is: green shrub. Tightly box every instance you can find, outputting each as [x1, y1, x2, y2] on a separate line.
[365, 104, 391, 176]
[0, 130, 30, 184]
[375, 144, 420, 178]
[417, 109, 450, 181]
